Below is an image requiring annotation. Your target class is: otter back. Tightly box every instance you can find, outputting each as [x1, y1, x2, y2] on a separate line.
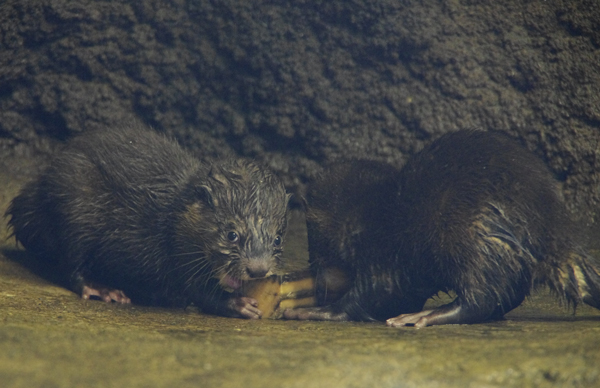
[284, 129, 600, 327]
[6, 123, 290, 319]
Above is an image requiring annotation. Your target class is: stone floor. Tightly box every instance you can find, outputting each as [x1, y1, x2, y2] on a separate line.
[1, 170, 600, 388]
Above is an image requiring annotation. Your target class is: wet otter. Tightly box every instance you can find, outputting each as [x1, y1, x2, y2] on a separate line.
[297, 160, 408, 321]
[6, 123, 290, 319]
[284, 129, 600, 327]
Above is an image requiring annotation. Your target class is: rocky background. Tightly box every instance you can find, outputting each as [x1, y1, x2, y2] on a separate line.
[1, 0, 599, 229]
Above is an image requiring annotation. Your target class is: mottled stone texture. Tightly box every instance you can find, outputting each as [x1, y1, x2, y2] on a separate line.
[1, 0, 599, 224]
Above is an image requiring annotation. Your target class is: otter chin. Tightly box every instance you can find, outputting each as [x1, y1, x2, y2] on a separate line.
[284, 129, 600, 327]
[6, 123, 291, 319]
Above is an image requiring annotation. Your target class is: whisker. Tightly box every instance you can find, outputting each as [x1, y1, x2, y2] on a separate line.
[172, 249, 206, 258]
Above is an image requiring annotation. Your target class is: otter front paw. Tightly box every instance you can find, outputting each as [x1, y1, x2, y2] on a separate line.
[282, 306, 350, 321]
[226, 296, 263, 319]
[81, 283, 131, 304]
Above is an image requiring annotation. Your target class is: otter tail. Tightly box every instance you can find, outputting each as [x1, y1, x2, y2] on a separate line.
[551, 252, 600, 309]
[5, 179, 57, 260]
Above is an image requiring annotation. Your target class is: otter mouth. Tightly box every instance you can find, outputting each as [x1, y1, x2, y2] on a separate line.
[220, 274, 243, 293]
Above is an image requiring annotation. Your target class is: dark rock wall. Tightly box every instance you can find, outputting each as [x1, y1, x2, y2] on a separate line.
[1, 0, 599, 225]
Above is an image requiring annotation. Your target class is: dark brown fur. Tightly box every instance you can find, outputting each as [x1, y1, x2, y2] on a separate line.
[6, 123, 290, 319]
[284, 129, 600, 327]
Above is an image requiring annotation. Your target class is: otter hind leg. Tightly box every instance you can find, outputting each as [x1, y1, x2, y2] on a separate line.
[386, 296, 500, 328]
[388, 207, 534, 328]
[387, 290, 528, 328]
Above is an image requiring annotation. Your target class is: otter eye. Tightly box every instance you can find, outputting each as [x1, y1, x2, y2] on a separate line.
[227, 231, 239, 243]
[273, 235, 282, 247]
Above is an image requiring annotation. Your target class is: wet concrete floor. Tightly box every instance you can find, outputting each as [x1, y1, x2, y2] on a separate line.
[1, 169, 600, 388]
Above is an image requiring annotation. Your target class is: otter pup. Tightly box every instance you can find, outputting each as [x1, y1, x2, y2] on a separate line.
[284, 129, 600, 327]
[6, 123, 290, 319]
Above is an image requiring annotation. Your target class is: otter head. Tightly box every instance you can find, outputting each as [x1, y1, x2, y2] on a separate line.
[304, 203, 353, 304]
[176, 159, 290, 293]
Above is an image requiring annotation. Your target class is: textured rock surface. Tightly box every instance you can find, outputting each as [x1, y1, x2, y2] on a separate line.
[1, 0, 600, 222]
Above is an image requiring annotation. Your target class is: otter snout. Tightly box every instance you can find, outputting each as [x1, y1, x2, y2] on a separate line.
[245, 259, 274, 279]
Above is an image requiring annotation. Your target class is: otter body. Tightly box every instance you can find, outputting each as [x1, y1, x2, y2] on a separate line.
[7, 124, 290, 319]
[301, 160, 418, 321]
[285, 129, 600, 327]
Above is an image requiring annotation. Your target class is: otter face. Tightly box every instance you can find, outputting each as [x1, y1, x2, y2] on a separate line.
[212, 216, 286, 292]
[175, 159, 290, 293]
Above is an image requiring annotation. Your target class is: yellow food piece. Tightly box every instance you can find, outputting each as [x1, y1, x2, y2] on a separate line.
[241, 272, 316, 318]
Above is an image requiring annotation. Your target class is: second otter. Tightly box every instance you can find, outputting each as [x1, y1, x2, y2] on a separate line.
[284, 129, 600, 327]
[6, 124, 290, 319]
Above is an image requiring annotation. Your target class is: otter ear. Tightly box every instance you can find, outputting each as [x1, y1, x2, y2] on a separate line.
[195, 185, 215, 208]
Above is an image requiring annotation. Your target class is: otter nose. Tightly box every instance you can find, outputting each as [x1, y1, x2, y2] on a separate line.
[246, 263, 270, 279]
